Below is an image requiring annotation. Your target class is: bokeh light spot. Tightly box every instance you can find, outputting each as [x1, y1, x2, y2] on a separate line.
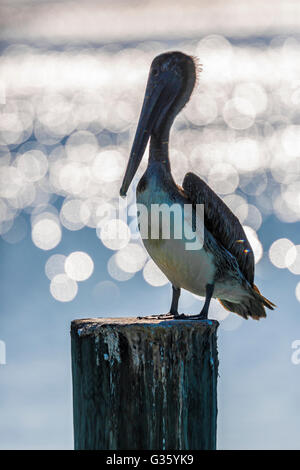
[115, 243, 148, 273]
[143, 259, 169, 287]
[99, 219, 131, 250]
[50, 274, 78, 302]
[107, 254, 135, 282]
[32, 217, 62, 250]
[60, 199, 91, 231]
[65, 251, 94, 281]
[223, 98, 255, 130]
[269, 238, 295, 269]
[208, 163, 239, 195]
[1, 215, 27, 244]
[45, 254, 67, 280]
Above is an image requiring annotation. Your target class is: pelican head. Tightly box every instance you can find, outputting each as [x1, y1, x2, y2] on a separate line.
[120, 51, 197, 196]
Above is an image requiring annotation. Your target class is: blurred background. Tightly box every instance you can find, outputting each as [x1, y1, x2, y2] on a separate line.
[0, 0, 300, 450]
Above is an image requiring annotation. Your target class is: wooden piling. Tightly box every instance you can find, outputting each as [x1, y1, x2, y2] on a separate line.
[71, 317, 219, 450]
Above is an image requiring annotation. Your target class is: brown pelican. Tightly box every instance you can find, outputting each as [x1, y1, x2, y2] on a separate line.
[120, 51, 275, 320]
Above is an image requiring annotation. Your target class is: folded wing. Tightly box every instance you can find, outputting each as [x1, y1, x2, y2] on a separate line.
[182, 171, 255, 285]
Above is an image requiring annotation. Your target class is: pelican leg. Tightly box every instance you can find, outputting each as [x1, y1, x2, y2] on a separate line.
[188, 283, 215, 320]
[137, 285, 182, 320]
[170, 285, 181, 316]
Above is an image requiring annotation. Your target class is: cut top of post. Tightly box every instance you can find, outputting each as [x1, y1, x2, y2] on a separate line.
[71, 316, 219, 338]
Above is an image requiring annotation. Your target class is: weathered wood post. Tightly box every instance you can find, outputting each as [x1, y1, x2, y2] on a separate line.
[71, 317, 219, 450]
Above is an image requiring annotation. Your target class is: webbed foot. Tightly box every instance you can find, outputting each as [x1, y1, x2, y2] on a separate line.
[137, 313, 185, 320]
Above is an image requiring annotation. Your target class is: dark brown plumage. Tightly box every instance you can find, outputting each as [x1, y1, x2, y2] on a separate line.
[182, 171, 254, 285]
[182, 172, 276, 319]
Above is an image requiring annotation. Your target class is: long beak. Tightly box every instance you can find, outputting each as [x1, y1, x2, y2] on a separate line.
[120, 79, 166, 197]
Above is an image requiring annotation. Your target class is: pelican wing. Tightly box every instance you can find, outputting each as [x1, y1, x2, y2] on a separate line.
[182, 172, 255, 285]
